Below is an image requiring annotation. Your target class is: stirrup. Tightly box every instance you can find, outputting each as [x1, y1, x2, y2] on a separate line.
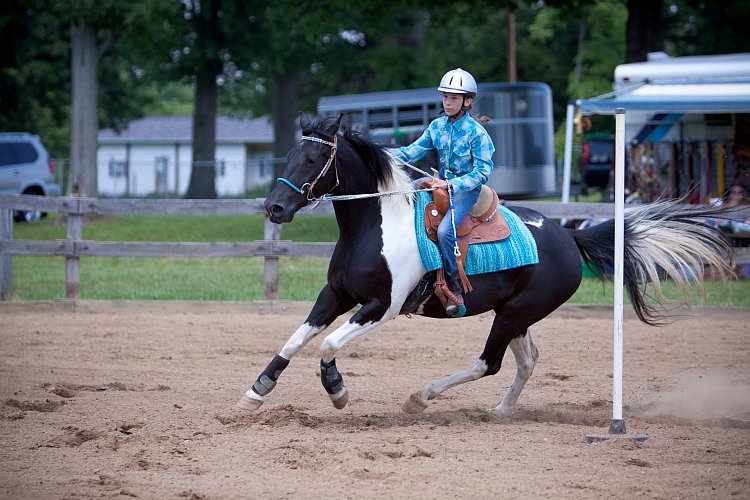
[444, 289, 465, 318]
[446, 301, 466, 318]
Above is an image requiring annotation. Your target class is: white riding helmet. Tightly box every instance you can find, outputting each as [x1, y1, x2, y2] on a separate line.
[438, 68, 477, 95]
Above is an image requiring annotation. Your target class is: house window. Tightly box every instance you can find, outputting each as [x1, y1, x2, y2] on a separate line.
[109, 159, 128, 177]
[155, 156, 168, 194]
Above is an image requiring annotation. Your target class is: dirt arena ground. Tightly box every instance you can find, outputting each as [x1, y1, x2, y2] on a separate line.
[0, 301, 748, 499]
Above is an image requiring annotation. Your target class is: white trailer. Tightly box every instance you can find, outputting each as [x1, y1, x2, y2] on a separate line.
[570, 52, 750, 201]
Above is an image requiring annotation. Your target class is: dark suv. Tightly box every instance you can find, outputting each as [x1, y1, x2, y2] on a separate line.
[580, 136, 614, 190]
[0, 133, 61, 222]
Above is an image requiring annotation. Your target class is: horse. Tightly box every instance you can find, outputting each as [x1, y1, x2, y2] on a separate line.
[238, 113, 734, 416]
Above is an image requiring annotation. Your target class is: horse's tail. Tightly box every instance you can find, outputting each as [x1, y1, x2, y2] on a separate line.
[571, 200, 735, 325]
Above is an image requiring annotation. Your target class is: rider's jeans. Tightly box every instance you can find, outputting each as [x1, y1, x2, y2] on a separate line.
[438, 185, 481, 277]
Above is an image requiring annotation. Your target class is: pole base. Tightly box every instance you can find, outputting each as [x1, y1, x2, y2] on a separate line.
[584, 433, 649, 444]
[584, 418, 649, 443]
[609, 418, 627, 435]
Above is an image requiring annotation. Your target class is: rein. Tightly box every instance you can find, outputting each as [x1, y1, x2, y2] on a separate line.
[277, 134, 436, 204]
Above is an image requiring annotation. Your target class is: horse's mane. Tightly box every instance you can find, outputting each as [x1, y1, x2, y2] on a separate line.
[340, 129, 395, 187]
[343, 130, 414, 206]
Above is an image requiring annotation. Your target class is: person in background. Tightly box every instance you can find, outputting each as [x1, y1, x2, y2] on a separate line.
[639, 161, 660, 202]
[725, 183, 748, 208]
[719, 183, 750, 277]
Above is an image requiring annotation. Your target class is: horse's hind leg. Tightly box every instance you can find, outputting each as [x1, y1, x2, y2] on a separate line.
[493, 330, 538, 417]
[402, 358, 488, 413]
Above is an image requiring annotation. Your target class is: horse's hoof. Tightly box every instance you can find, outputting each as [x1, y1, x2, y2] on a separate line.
[237, 389, 265, 410]
[402, 393, 429, 414]
[329, 386, 349, 409]
[491, 405, 512, 418]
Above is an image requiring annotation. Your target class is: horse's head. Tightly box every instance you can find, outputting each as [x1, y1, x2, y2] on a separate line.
[265, 113, 343, 223]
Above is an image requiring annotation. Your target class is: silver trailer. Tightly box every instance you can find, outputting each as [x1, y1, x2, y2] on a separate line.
[318, 82, 556, 198]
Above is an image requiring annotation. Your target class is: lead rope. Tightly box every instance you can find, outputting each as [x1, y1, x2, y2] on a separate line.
[447, 185, 462, 258]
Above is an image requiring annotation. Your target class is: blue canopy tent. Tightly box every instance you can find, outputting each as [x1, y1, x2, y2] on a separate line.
[576, 81, 750, 115]
[561, 77, 750, 204]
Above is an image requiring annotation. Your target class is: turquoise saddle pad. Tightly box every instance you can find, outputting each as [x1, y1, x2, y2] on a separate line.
[414, 191, 539, 274]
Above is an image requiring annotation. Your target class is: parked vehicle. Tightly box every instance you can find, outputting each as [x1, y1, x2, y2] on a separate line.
[580, 135, 614, 191]
[0, 133, 60, 222]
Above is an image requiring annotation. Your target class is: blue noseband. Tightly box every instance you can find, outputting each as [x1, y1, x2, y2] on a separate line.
[277, 135, 338, 200]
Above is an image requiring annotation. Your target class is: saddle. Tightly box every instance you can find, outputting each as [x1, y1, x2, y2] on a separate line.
[422, 182, 511, 295]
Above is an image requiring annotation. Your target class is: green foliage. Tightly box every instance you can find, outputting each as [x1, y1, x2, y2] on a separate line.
[0, 0, 71, 156]
[663, 0, 750, 56]
[142, 82, 194, 117]
[6, 0, 750, 165]
[566, 2, 627, 100]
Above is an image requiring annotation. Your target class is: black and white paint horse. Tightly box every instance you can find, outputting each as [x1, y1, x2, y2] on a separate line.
[238, 113, 734, 415]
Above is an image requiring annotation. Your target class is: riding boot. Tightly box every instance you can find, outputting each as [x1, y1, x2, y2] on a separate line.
[444, 272, 465, 317]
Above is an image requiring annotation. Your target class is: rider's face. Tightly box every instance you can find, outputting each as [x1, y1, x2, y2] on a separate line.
[443, 92, 471, 115]
[442, 92, 469, 116]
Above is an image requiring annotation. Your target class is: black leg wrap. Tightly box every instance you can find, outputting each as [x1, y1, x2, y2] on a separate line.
[252, 355, 290, 396]
[483, 358, 502, 377]
[320, 358, 344, 395]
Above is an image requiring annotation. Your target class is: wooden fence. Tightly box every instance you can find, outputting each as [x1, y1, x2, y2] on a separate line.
[1, 194, 748, 301]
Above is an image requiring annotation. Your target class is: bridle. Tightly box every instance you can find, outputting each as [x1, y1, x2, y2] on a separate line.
[276, 132, 436, 205]
[276, 135, 339, 201]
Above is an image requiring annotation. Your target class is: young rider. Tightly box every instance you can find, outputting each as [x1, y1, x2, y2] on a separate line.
[393, 68, 495, 317]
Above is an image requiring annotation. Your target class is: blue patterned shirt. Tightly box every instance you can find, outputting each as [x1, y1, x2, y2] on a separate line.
[394, 112, 495, 192]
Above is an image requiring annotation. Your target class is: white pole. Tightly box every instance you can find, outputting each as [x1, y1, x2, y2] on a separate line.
[610, 107, 626, 434]
[562, 103, 575, 205]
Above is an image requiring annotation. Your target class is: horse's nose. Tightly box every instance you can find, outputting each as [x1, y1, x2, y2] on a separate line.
[267, 203, 285, 220]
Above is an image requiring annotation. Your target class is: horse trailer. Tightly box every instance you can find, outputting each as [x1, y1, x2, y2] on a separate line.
[318, 82, 556, 198]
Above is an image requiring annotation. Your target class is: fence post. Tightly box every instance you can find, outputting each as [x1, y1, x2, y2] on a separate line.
[264, 216, 281, 300]
[65, 204, 83, 299]
[0, 209, 12, 300]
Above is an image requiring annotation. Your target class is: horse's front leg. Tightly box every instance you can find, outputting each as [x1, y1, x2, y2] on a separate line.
[237, 286, 356, 410]
[318, 299, 395, 409]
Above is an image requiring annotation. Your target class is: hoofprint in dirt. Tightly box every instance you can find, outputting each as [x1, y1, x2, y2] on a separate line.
[0, 303, 748, 499]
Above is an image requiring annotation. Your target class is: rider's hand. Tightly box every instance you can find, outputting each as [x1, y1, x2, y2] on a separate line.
[432, 179, 450, 190]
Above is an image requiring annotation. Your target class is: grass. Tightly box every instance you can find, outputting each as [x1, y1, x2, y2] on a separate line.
[9, 213, 750, 306]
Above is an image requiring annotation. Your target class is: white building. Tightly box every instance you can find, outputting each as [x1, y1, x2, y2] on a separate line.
[97, 116, 276, 197]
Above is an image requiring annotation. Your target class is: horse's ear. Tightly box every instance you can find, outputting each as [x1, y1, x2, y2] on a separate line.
[299, 112, 312, 132]
[321, 114, 343, 136]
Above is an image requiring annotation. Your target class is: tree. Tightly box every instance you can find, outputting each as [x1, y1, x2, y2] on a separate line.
[1, 0, 160, 195]
[663, 0, 750, 57]
[249, 1, 422, 180]
[625, 0, 663, 62]
[69, 11, 105, 196]
[0, 1, 71, 156]
[140, 1, 269, 199]
[68, 0, 156, 196]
